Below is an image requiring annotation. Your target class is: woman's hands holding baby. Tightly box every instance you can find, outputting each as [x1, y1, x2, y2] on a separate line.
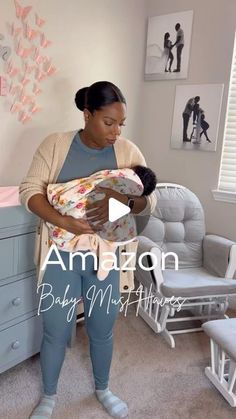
[85, 186, 128, 226]
[59, 186, 128, 234]
[60, 215, 102, 235]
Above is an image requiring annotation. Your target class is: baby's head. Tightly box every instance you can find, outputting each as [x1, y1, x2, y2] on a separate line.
[131, 165, 157, 196]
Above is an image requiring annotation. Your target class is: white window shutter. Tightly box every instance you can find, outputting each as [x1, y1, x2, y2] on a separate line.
[218, 33, 236, 192]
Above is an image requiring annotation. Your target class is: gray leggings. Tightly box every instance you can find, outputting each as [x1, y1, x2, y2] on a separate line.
[38, 249, 120, 395]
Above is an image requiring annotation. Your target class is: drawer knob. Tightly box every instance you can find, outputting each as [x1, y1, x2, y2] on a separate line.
[11, 340, 20, 350]
[12, 297, 21, 306]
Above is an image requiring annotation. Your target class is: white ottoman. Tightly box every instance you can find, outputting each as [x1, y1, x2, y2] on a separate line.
[203, 318, 236, 407]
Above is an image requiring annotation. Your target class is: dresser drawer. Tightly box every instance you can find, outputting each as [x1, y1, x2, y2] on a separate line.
[0, 314, 43, 373]
[0, 276, 39, 326]
[0, 237, 15, 280]
[0, 232, 36, 281]
[17, 232, 35, 274]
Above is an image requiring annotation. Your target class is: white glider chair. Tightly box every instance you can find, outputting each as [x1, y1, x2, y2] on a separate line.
[203, 318, 236, 407]
[135, 183, 236, 348]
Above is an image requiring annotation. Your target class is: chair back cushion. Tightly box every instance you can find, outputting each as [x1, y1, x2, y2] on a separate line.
[136, 185, 205, 268]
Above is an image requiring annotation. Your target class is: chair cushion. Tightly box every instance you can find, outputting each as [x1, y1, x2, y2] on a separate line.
[136, 186, 205, 269]
[203, 318, 236, 361]
[161, 268, 236, 297]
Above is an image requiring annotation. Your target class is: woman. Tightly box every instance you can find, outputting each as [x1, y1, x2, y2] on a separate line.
[164, 32, 174, 72]
[19, 81, 157, 419]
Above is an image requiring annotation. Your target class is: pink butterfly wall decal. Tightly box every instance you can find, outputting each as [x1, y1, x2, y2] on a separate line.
[31, 46, 43, 63]
[42, 56, 50, 65]
[40, 33, 51, 48]
[47, 65, 57, 76]
[18, 110, 32, 124]
[35, 13, 46, 27]
[15, 39, 32, 58]
[7, 22, 22, 38]
[10, 68, 20, 77]
[42, 58, 50, 72]
[35, 55, 44, 65]
[18, 74, 30, 86]
[6, 4, 57, 125]
[23, 95, 34, 105]
[4, 60, 12, 72]
[22, 22, 39, 41]
[9, 83, 23, 95]
[5, 61, 20, 78]
[18, 90, 26, 102]
[30, 103, 42, 114]
[22, 62, 35, 74]
[14, 0, 32, 21]
[32, 83, 42, 95]
[17, 89, 33, 105]
[10, 102, 22, 113]
[35, 67, 46, 82]
[30, 45, 38, 59]
[42, 58, 58, 76]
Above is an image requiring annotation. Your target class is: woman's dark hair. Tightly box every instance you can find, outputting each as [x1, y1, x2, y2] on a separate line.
[75, 81, 126, 113]
[132, 165, 157, 196]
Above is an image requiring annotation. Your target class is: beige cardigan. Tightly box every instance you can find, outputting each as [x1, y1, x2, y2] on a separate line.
[19, 130, 157, 292]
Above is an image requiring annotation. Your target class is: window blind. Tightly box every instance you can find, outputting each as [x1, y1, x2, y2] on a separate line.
[218, 33, 236, 192]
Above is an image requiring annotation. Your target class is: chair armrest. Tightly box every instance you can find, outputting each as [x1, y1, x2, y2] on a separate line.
[203, 234, 236, 279]
[137, 235, 161, 255]
[136, 236, 164, 292]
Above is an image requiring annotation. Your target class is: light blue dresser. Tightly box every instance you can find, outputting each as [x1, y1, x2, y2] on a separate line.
[0, 205, 43, 373]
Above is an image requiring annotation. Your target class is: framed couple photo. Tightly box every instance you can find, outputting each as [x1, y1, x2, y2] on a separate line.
[170, 84, 224, 152]
[144, 10, 193, 80]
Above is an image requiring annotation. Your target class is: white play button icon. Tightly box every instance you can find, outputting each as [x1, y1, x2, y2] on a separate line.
[108, 197, 130, 222]
[85, 176, 150, 242]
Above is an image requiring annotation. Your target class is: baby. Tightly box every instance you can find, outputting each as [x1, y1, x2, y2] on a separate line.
[46, 165, 157, 280]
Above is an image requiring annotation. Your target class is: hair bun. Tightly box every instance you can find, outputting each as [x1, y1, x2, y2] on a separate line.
[74, 87, 89, 111]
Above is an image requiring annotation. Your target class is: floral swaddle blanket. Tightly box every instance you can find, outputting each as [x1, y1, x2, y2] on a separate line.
[46, 168, 143, 280]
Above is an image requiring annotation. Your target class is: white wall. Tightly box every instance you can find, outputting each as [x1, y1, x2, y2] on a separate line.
[138, 0, 236, 242]
[0, 0, 147, 185]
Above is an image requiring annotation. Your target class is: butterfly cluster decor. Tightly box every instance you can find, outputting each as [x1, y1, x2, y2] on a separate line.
[1, 0, 58, 124]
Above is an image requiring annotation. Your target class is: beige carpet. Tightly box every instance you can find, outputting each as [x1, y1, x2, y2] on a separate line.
[1, 303, 236, 419]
